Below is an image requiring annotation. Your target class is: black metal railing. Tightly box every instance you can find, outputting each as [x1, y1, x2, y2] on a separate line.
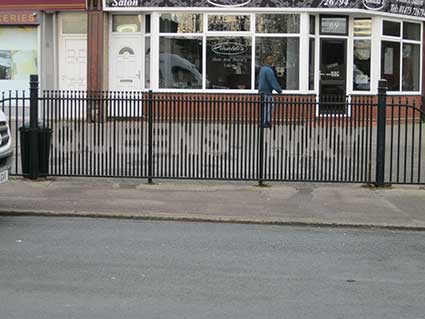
[2, 76, 425, 185]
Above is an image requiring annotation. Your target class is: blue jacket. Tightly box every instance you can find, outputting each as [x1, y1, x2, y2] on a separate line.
[258, 65, 282, 95]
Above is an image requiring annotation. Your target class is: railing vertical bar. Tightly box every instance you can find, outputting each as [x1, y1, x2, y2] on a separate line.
[397, 98, 401, 183]
[404, 101, 408, 183]
[411, 100, 416, 183]
[390, 96, 394, 183]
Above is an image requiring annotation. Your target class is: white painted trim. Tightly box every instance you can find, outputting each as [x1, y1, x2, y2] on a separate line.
[299, 13, 309, 93]
[150, 12, 160, 90]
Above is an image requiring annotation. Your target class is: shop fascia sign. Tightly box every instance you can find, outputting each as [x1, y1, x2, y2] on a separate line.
[104, 0, 425, 18]
[0, 11, 39, 25]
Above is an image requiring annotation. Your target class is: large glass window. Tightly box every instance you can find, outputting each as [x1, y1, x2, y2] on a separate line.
[0, 27, 37, 81]
[402, 43, 420, 91]
[255, 37, 299, 90]
[353, 18, 371, 92]
[206, 37, 251, 89]
[159, 37, 203, 89]
[381, 20, 421, 92]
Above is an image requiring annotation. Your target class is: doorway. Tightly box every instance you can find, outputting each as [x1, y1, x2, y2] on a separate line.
[319, 38, 347, 114]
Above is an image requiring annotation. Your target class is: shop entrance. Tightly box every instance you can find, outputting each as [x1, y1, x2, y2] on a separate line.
[110, 36, 143, 91]
[319, 38, 347, 114]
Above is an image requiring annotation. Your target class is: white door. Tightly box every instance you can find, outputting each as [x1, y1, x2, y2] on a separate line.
[59, 37, 87, 91]
[110, 36, 142, 91]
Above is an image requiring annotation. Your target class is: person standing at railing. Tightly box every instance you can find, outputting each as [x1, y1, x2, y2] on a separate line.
[258, 56, 282, 128]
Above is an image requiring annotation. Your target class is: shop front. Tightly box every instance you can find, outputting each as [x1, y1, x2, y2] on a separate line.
[0, 10, 40, 93]
[104, 0, 424, 104]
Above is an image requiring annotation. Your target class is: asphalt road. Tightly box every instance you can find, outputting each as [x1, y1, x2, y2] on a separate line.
[0, 217, 424, 319]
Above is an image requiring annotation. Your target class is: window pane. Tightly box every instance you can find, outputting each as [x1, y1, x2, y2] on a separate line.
[402, 43, 420, 91]
[145, 37, 150, 89]
[353, 40, 371, 91]
[354, 18, 371, 37]
[208, 15, 250, 32]
[309, 38, 315, 90]
[113, 15, 140, 33]
[207, 37, 251, 89]
[256, 14, 300, 33]
[0, 27, 37, 80]
[160, 14, 203, 33]
[403, 22, 420, 41]
[145, 14, 151, 33]
[159, 37, 202, 89]
[62, 14, 87, 34]
[383, 20, 400, 37]
[381, 41, 400, 91]
[255, 37, 299, 90]
[309, 15, 315, 35]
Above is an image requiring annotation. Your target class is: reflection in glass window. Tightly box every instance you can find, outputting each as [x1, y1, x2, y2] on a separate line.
[403, 22, 420, 41]
[62, 14, 87, 34]
[383, 20, 400, 37]
[206, 37, 251, 89]
[354, 18, 371, 37]
[113, 16, 140, 33]
[256, 14, 300, 33]
[145, 14, 151, 33]
[402, 43, 420, 91]
[208, 15, 250, 32]
[159, 37, 202, 89]
[160, 14, 203, 33]
[309, 15, 315, 35]
[381, 41, 400, 91]
[353, 40, 371, 91]
[145, 37, 150, 88]
[255, 37, 299, 90]
[309, 38, 315, 90]
[0, 27, 37, 81]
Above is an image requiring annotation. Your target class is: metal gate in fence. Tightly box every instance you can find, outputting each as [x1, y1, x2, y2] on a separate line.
[1, 76, 424, 185]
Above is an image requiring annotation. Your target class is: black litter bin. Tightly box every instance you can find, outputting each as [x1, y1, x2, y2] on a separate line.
[20, 124, 52, 177]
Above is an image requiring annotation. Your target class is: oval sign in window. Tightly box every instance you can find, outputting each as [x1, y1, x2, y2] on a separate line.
[207, 0, 252, 7]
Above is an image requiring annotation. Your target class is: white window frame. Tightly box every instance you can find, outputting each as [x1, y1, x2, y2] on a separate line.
[380, 18, 422, 95]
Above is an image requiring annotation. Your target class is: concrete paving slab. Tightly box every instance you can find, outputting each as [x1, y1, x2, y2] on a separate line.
[0, 177, 424, 229]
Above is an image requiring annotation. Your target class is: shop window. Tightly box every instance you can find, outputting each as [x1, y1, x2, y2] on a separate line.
[208, 15, 250, 32]
[145, 37, 150, 89]
[353, 40, 371, 91]
[320, 16, 347, 35]
[160, 13, 203, 33]
[255, 37, 299, 90]
[159, 37, 202, 89]
[0, 27, 37, 81]
[256, 14, 300, 33]
[403, 22, 420, 41]
[381, 20, 421, 92]
[113, 16, 140, 33]
[62, 14, 87, 34]
[206, 37, 251, 89]
[402, 43, 420, 91]
[309, 38, 315, 91]
[145, 14, 151, 34]
[383, 20, 400, 37]
[309, 15, 315, 35]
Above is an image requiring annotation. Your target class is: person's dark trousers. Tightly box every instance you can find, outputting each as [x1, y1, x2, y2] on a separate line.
[262, 94, 274, 128]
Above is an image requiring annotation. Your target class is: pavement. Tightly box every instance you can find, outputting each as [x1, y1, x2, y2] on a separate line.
[0, 176, 425, 230]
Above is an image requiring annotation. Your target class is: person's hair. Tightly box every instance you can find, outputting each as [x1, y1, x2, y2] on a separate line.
[264, 55, 273, 65]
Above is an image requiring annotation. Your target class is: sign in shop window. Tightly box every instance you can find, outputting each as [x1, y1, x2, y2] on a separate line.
[320, 16, 348, 35]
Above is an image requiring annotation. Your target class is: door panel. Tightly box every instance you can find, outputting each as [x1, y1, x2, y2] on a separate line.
[110, 37, 142, 91]
[59, 38, 87, 91]
[319, 39, 347, 114]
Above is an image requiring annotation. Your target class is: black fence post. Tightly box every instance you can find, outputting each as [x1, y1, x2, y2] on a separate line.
[375, 79, 388, 187]
[148, 90, 153, 184]
[29, 74, 40, 180]
[258, 93, 265, 186]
